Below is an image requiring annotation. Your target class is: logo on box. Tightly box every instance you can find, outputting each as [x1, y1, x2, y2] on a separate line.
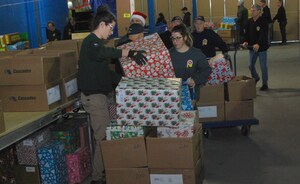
[4, 69, 31, 75]
[9, 96, 36, 101]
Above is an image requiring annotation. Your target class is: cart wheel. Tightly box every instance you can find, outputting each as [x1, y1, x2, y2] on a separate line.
[241, 125, 251, 136]
[73, 108, 79, 113]
[62, 114, 69, 119]
[203, 128, 212, 138]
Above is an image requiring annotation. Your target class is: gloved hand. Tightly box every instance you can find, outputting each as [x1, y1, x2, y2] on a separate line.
[128, 50, 147, 65]
[223, 52, 231, 61]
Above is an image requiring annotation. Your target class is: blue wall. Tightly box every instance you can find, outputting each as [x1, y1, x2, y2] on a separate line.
[0, 0, 68, 48]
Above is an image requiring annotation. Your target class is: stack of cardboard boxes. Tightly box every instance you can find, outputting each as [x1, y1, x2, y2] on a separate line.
[0, 46, 79, 112]
[197, 75, 256, 123]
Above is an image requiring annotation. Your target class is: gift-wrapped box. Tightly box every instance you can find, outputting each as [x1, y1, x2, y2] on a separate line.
[37, 141, 68, 184]
[66, 146, 92, 184]
[116, 77, 181, 126]
[157, 125, 195, 138]
[180, 110, 198, 126]
[106, 125, 144, 140]
[207, 54, 234, 85]
[181, 85, 193, 111]
[0, 146, 16, 184]
[16, 128, 50, 165]
[51, 121, 80, 154]
[117, 33, 175, 78]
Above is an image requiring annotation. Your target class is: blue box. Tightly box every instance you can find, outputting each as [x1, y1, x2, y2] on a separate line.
[37, 141, 68, 184]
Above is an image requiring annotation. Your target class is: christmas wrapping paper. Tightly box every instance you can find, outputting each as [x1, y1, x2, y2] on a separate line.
[157, 124, 195, 138]
[207, 54, 234, 85]
[66, 146, 92, 184]
[0, 146, 16, 184]
[106, 125, 144, 140]
[37, 141, 68, 184]
[16, 128, 50, 165]
[181, 85, 194, 111]
[117, 33, 175, 78]
[180, 110, 198, 126]
[51, 123, 80, 154]
[116, 77, 182, 126]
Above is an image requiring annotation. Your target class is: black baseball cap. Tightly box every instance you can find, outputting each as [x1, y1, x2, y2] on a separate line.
[127, 23, 144, 35]
[194, 16, 205, 22]
[171, 16, 182, 22]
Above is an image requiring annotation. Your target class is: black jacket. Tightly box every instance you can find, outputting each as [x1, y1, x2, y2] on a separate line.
[183, 12, 191, 27]
[159, 30, 173, 49]
[244, 17, 269, 52]
[273, 6, 287, 23]
[192, 29, 228, 58]
[77, 33, 122, 95]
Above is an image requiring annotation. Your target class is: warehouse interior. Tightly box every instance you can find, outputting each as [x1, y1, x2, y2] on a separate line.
[0, 0, 300, 184]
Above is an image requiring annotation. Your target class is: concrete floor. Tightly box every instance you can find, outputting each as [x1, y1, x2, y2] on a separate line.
[203, 43, 300, 184]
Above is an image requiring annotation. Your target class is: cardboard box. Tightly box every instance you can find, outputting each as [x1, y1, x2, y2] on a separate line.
[0, 80, 62, 112]
[222, 37, 235, 44]
[0, 56, 60, 85]
[0, 100, 5, 133]
[44, 40, 80, 60]
[14, 165, 41, 184]
[106, 168, 150, 184]
[101, 137, 147, 168]
[149, 160, 204, 184]
[17, 49, 77, 78]
[61, 73, 79, 103]
[199, 84, 224, 103]
[226, 75, 256, 101]
[146, 131, 201, 169]
[0, 50, 22, 57]
[225, 100, 254, 121]
[71, 32, 89, 40]
[197, 101, 225, 122]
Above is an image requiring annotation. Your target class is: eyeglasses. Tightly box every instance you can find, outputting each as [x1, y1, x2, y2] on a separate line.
[170, 36, 183, 41]
[108, 24, 114, 31]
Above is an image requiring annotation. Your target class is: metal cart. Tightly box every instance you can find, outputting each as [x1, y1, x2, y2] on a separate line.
[202, 42, 259, 138]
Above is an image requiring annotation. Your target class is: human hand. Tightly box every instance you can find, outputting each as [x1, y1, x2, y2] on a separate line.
[128, 50, 147, 65]
[253, 44, 259, 52]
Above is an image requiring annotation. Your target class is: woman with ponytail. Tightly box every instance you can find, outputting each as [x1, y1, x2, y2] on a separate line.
[77, 6, 147, 184]
[169, 24, 212, 103]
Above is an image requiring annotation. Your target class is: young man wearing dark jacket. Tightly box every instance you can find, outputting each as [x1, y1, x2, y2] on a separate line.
[242, 4, 269, 91]
[273, 0, 287, 45]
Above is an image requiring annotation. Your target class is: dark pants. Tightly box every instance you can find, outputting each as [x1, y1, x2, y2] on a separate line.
[279, 21, 287, 43]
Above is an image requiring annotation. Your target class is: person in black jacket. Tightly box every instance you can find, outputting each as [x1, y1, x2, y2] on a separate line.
[181, 7, 191, 30]
[242, 4, 269, 91]
[237, 0, 248, 43]
[46, 21, 61, 42]
[260, 0, 272, 45]
[159, 16, 183, 49]
[273, 0, 287, 45]
[156, 13, 167, 25]
[77, 6, 147, 184]
[192, 16, 229, 58]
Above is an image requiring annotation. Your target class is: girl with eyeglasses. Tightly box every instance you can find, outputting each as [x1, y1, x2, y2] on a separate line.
[169, 24, 212, 103]
[77, 5, 147, 184]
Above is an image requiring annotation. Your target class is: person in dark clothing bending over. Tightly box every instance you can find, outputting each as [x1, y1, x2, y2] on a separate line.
[192, 16, 229, 59]
[63, 18, 77, 40]
[273, 0, 287, 45]
[169, 24, 212, 103]
[77, 6, 147, 184]
[242, 4, 269, 91]
[159, 16, 183, 49]
[181, 7, 191, 30]
[259, 0, 272, 45]
[46, 21, 61, 42]
[237, 0, 248, 43]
